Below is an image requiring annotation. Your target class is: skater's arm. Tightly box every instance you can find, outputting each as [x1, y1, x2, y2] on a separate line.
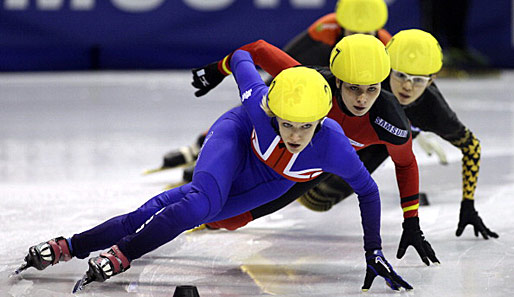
[191, 40, 302, 97]
[386, 139, 442, 265]
[323, 127, 382, 252]
[229, 40, 301, 77]
[386, 138, 420, 219]
[413, 84, 483, 203]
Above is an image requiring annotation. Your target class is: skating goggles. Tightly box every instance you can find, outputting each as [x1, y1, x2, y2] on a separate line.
[391, 69, 432, 86]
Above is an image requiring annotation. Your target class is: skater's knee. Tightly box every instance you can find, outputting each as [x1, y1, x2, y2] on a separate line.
[173, 188, 224, 228]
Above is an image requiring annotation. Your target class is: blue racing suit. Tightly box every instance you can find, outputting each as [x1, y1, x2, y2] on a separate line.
[70, 50, 382, 261]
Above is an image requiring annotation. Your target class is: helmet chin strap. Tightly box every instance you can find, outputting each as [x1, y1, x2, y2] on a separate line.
[270, 117, 280, 136]
[314, 121, 323, 135]
[334, 82, 353, 117]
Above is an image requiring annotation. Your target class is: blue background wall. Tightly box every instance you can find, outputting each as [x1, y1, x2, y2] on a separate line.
[0, 0, 512, 71]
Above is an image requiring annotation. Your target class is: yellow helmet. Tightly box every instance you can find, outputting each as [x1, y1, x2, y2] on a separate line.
[329, 34, 390, 85]
[386, 29, 443, 75]
[268, 67, 332, 122]
[335, 0, 388, 32]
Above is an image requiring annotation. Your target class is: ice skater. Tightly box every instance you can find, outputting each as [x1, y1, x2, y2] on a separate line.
[384, 29, 497, 238]
[13, 39, 411, 293]
[155, 0, 392, 172]
[188, 34, 440, 267]
[191, 30, 498, 247]
[230, 30, 498, 241]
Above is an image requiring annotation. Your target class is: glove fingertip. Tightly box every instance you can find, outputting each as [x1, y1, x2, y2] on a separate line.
[396, 249, 406, 259]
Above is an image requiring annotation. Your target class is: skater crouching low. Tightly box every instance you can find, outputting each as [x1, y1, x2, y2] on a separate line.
[14, 37, 411, 293]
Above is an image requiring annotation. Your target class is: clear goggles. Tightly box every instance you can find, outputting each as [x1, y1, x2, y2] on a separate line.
[391, 69, 432, 86]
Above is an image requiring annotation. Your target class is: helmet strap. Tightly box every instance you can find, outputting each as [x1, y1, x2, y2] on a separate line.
[314, 121, 323, 135]
[270, 117, 280, 136]
[334, 81, 353, 116]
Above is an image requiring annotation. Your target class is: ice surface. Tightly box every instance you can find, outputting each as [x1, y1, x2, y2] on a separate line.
[0, 71, 513, 296]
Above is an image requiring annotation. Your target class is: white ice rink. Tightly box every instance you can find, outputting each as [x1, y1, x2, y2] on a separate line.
[0, 70, 513, 296]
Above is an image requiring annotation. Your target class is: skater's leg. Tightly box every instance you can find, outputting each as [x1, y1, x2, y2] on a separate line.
[14, 187, 190, 275]
[117, 118, 247, 261]
[73, 117, 249, 289]
[70, 184, 192, 259]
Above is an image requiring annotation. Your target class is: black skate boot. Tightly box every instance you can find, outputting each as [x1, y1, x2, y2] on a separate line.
[11, 236, 73, 276]
[182, 164, 195, 183]
[163, 164, 196, 190]
[162, 146, 198, 168]
[144, 133, 206, 174]
[73, 245, 130, 293]
[163, 133, 206, 168]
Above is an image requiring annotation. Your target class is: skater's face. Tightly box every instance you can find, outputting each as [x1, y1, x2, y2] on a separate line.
[337, 79, 381, 116]
[277, 117, 321, 154]
[389, 69, 434, 105]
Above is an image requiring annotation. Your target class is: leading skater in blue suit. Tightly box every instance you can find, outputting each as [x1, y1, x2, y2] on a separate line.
[15, 37, 412, 292]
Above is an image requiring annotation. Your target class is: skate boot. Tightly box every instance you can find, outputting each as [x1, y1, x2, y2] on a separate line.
[11, 236, 72, 276]
[144, 133, 206, 174]
[162, 145, 198, 168]
[73, 245, 130, 292]
[163, 133, 206, 169]
[182, 164, 195, 183]
[163, 164, 196, 190]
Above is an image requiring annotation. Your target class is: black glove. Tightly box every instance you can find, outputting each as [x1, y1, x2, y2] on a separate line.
[396, 217, 440, 266]
[456, 199, 498, 239]
[191, 62, 227, 97]
[362, 250, 413, 292]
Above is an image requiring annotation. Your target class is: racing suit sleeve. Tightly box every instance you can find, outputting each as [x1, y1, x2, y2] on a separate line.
[407, 84, 480, 202]
[282, 31, 334, 67]
[219, 40, 301, 79]
[324, 131, 382, 252]
[385, 137, 420, 219]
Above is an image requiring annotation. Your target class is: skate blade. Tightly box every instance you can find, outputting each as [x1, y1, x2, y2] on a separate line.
[72, 274, 93, 293]
[142, 167, 169, 175]
[163, 181, 187, 191]
[9, 262, 29, 278]
[186, 224, 208, 233]
[142, 162, 196, 175]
